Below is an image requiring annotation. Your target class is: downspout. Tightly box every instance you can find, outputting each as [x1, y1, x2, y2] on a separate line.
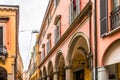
[88, 0, 94, 80]
[94, 0, 98, 80]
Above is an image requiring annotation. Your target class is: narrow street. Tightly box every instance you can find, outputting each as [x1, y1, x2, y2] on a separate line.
[0, 0, 120, 80]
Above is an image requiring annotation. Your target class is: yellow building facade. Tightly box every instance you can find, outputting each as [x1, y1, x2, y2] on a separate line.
[16, 53, 24, 80]
[29, 34, 40, 80]
[0, 5, 19, 80]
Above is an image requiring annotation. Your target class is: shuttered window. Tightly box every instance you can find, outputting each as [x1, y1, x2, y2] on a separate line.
[54, 20, 60, 44]
[76, 0, 80, 15]
[100, 0, 108, 36]
[41, 48, 45, 61]
[46, 40, 51, 54]
[69, 4, 72, 24]
[69, 0, 80, 25]
[0, 27, 3, 45]
[54, 0, 60, 7]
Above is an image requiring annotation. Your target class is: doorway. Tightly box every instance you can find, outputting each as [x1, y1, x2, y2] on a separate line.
[74, 69, 84, 80]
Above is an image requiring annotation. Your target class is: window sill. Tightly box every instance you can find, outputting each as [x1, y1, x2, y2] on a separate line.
[105, 27, 120, 37]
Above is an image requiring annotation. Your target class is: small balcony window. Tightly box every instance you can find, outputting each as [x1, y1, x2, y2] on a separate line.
[0, 45, 8, 60]
[110, 0, 120, 31]
[54, 0, 60, 7]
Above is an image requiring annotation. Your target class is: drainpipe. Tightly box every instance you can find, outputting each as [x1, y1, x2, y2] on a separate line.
[94, 0, 98, 80]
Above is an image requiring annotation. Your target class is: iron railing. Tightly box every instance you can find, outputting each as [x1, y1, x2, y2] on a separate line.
[110, 6, 120, 30]
[0, 45, 8, 57]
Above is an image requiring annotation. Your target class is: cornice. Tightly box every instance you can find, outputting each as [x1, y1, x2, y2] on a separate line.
[0, 5, 18, 11]
[0, 16, 9, 23]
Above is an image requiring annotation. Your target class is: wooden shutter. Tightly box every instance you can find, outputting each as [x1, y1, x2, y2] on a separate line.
[76, 0, 80, 15]
[100, 0, 108, 36]
[47, 41, 50, 54]
[54, 0, 57, 7]
[0, 27, 3, 45]
[69, 4, 72, 24]
[57, 25, 60, 41]
[41, 50, 45, 61]
[54, 27, 57, 44]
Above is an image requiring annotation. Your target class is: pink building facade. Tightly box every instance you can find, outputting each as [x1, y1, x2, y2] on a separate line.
[97, 0, 120, 80]
[36, 0, 120, 80]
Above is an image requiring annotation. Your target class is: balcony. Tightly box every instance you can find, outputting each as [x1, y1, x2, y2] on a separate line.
[0, 45, 8, 61]
[110, 6, 120, 30]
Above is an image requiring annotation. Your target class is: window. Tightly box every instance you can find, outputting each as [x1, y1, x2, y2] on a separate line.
[54, 17, 61, 44]
[100, 0, 108, 36]
[0, 27, 8, 58]
[47, 14, 51, 27]
[0, 27, 3, 45]
[100, 0, 120, 36]
[110, 0, 120, 31]
[46, 33, 51, 54]
[41, 44, 45, 61]
[111, 0, 120, 10]
[69, 0, 80, 24]
[54, 0, 60, 7]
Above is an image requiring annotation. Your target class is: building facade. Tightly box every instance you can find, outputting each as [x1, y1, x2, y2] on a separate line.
[16, 53, 24, 80]
[23, 70, 29, 80]
[97, 0, 120, 80]
[37, 0, 94, 80]
[0, 5, 19, 80]
[28, 0, 120, 80]
[29, 34, 40, 80]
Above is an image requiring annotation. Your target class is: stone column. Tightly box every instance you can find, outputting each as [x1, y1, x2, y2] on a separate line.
[7, 73, 12, 80]
[47, 75, 50, 80]
[65, 66, 73, 80]
[98, 67, 108, 80]
[12, 63, 15, 80]
[53, 72, 58, 80]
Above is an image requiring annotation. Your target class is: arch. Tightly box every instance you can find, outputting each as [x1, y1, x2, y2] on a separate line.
[55, 50, 65, 70]
[47, 61, 53, 75]
[102, 39, 120, 66]
[66, 32, 92, 80]
[47, 61, 54, 80]
[39, 69, 42, 79]
[67, 32, 91, 65]
[0, 67, 7, 80]
[54, 50, 66, 80]
[42, 66, 47, 79]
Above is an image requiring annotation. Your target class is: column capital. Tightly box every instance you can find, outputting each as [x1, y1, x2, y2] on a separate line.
[53, 71, 59, 75]
[39, 77, 43, 80]
[64, 65, 72, 70]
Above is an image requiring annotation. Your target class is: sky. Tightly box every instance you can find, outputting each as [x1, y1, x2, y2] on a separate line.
[0, 0, 49, 71]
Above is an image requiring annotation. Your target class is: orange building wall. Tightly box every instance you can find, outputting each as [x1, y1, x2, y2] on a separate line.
[0, 6, 18, 76]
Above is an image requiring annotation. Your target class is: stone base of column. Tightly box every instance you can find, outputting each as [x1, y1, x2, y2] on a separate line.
[7, 73, 12, 80]
[98, 67, 108, 80]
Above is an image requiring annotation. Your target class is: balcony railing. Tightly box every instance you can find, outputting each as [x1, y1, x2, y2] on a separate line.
[110, 6, 120, 30]
[0, 45, 8, 59]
